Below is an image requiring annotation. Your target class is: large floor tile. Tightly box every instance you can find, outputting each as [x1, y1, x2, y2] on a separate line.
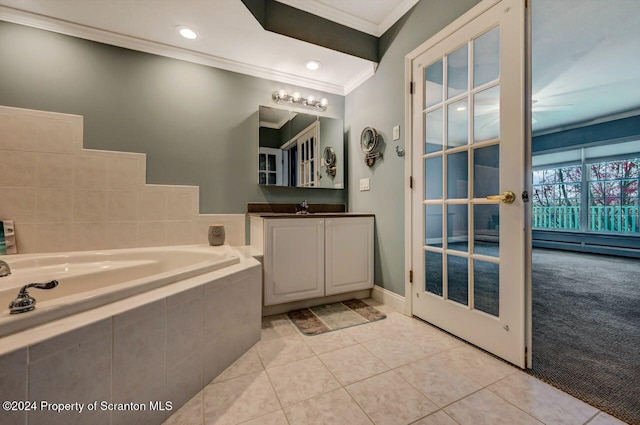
[163, 392, 203, 425]
[444, 389, 543, 425]
[346, 370, 438, 425]
[395, 356, 482, 407]
[361, 336, 427, 369]
[284, 388, 373, 425]
[214, 347, 263, 383]
[266, 356, 341, 407]
[239, 410, 289, 425]
[203, 371, 280, 425]
[256, 334, 315, 369]
[301, 329, 358, 355]
[488, 372, 599, 425]
[343, 319, 398, 343]
[261, 314, 299, 341]
[434, 345, 516, 386]
[412, 410, 460, 425]
[588, 412, 628, 425]
[397, 323, 461, 357]
[318, 344, 389, 386]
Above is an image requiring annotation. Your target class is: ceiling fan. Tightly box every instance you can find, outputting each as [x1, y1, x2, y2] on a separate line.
[474, 97, 573, 127]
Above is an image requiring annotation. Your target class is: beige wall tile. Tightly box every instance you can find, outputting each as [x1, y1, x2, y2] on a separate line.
[0, 187, 37, 222]
[71, 222, 107, 251]
[107, 157, 142, 190]
[36, 223, 74, 253]
[138, 189, 166, 221]
[167, 188, 197, 221]
[73, 189, 107, 222]
[106, 190, 138, 222]
[105, 221, 138, 249]
[74, 155, 107, 189]
[137, 221, 166, 247]
[14, 222, 38, 254]
[0, 150, 37, 187]
[36, 188, 74, 223]
[35, 153, 75, 188]
[166, 220, 194, 246]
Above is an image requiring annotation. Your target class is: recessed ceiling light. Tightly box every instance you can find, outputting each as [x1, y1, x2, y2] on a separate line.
[177, 26, 198, 40]
[305, 60, 321, 71]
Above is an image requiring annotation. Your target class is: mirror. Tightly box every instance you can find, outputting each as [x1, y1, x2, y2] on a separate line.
[258, 105, 344, 189]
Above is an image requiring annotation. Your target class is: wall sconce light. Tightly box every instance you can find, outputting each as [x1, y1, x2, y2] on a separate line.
[272, 90, 328, 112]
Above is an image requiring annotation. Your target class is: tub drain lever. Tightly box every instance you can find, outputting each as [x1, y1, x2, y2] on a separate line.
[9, 280, 59, 315]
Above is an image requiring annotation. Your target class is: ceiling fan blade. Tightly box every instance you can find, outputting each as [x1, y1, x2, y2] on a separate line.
[533, 104, 573, 111]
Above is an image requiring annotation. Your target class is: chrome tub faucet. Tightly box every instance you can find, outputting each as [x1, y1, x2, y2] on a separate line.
[9, 281, 59, 314]
[0, 260, 10, 277]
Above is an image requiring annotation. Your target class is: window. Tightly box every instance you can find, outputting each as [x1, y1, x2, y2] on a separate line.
[532, 165, 582, 230]
[587, 158, 639, 232]
[532, 154, 640, 234]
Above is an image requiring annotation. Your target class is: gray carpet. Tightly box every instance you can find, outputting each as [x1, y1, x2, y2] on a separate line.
[531, 248, 640, 425]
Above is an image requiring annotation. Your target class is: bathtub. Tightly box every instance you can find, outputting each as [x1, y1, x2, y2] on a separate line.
[0, 244, 239, 338]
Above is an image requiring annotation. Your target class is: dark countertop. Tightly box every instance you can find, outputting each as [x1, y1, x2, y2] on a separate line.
[249, 212, 374, 218]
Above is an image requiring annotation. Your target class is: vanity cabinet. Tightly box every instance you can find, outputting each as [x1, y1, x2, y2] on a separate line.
[251, 215, 374, 306]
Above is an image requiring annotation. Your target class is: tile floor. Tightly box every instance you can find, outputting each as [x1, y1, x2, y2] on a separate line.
[162, 299, 627, 425]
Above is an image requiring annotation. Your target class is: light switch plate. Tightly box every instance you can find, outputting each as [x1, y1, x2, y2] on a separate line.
[393, 125, 400, 141]
[360, 178, 370, 191]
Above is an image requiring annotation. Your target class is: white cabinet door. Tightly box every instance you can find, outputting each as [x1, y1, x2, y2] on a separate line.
[325, 217, 374, 296]
[264, 218, 325, 306]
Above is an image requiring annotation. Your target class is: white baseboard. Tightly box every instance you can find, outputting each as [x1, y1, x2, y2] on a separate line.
[371, 285, 406, 314]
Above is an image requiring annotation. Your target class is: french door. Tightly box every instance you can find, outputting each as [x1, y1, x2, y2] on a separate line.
[410, 0, 528, 367]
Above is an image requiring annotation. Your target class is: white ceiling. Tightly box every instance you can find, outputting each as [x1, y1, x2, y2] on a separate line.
[0, 0, 415, 95]
[0, 0, 638, 133]
[532, 0, 640, 132]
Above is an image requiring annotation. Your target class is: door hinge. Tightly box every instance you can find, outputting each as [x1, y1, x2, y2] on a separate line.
[525, 0, 528, 8]
[525, 346, 528, 365]
[409, 270, 413, 283]
[409, 81, 415, 95]
[409, 176, 413, 189]
[522, 190, 530, 203]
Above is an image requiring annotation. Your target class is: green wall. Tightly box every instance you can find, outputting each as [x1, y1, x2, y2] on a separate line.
[345, 0, 482, 296]
[0, 21, 346, 214]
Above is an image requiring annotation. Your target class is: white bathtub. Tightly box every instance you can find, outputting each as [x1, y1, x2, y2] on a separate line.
[0, 244, 239, 338]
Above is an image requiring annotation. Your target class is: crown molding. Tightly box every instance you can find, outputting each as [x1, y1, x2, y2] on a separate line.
[344, 62, 377, 95]
[274, 0, 379, 36]
[275, 0, 418, 37]
[0, 6, 346, 95]
[378, 0, 419, 35]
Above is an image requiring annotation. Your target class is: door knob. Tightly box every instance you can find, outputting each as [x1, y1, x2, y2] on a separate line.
[487, 191, 516, 204]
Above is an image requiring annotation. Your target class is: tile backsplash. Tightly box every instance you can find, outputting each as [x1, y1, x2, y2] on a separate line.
[0, 105, 244, 253]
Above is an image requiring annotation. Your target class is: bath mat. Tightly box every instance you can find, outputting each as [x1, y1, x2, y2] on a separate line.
[287, 299, 386, 335]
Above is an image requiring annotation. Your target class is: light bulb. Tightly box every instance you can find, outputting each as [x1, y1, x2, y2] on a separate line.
[305, 60, 321, 71]
[320, 98, 328, 107]
[278, 89, 287, 99]
[292, 92, 301, 101]
[177, 26, 198, 40]
[307, 95, 315, 104]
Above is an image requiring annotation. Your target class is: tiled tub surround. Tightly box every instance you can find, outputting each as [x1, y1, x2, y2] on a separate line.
[0, 248, 262, 425]
[0, 244, 240, 338]
[0, 105, 244, 254]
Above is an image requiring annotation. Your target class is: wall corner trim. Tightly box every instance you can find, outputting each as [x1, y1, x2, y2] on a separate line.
[371, 285, 406, 315]
[343, 63, 377, 95]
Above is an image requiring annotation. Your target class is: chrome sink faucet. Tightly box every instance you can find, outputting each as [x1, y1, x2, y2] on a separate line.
[0, 260, 10, 277]
[297, 200, 310, 214]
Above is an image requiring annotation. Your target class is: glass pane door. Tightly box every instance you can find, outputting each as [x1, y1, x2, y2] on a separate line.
[411, 0, 527, 367]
